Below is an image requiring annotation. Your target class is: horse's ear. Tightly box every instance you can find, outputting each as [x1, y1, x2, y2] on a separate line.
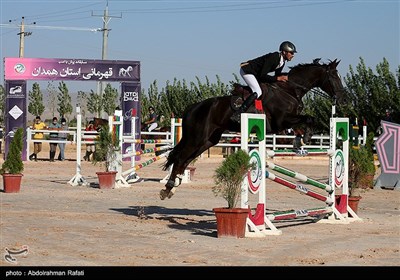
[313, 58, 321, 64]
[330, 59, 340, 69]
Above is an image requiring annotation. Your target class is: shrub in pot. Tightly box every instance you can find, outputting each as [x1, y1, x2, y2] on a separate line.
[1, 128, 24, 193]
[92, 125, 120, 189]
[212, 149, 254, 238]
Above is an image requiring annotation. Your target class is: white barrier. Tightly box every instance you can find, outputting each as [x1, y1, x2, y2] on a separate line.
[240, 113, 362, 238]
[109, 112, 184, 187]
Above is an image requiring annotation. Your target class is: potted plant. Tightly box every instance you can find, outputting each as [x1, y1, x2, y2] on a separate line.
[347, 132, 376, 213]
[92, 124, 120, 189]
[212, 149, 254, 238]
[1, 128, 24, 193]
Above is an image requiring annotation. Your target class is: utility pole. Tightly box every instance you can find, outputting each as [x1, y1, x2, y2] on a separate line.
[17, 17, 33, 58]
[92, 1, 122, 117]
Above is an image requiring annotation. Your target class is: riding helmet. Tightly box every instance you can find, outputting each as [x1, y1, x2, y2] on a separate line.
[279, 41, 297, 53]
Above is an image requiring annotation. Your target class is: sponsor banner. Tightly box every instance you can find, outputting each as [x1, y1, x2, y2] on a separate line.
[121, 82, 141, 161]
[5, 80, 27, 160]
[4, 57, 140, 82]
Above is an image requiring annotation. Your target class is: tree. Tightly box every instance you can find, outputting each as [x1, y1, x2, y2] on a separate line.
[341, 57, 400, 134]
[28, 82, 45, 117]
[57, 81, 73, 120]
[102, 83, 119, 116]
[87, 89, 102, 118]
[46, 82, 58, 119]
[77, 90, 88, 122]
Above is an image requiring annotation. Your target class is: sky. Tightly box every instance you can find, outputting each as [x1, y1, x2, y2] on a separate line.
[0, 0, 399, 94]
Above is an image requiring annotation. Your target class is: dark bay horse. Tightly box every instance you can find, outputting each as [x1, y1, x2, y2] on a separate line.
[93, 117, 109, 131]
[160, 59, 345, 200]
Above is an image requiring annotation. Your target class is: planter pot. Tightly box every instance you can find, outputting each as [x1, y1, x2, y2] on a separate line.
[2, 173, 23, 193]
[348, 196, 362, 216]
[96, 171, 117, 189]
[187, 166, 196, 180]
[213, 207, 250, 238]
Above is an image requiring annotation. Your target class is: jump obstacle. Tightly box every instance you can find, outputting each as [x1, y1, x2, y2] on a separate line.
[108, 111, 185, 188]
[240, 112, 362, 238]
[68, 108, 183, 187]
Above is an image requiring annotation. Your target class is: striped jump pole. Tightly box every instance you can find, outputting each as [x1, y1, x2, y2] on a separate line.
[267, 207, 333, 221]
[266, 161, 332, 192]
[124, 139, 173, 144]
[267, 149, 332, 157]
[122, 153, 169, 177]
[265, 170, 334, 205]
[122, 145, 171, 159]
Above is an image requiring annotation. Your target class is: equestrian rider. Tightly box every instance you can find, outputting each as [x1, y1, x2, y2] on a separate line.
[144, 106, 158, 132]
[231, 41, 297, 122]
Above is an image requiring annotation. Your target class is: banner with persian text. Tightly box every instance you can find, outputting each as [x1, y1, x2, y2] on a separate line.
[4, 57, 140, 81]
[3, 57, 140, 161]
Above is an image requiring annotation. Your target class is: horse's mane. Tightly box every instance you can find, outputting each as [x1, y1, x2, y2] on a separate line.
[289, 58, 335, 72]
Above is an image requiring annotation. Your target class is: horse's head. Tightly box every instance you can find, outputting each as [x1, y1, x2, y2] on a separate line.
[318, 59, 346, 105]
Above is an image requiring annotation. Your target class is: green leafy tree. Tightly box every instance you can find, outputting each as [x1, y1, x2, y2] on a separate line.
[77, 90, 88, 122]
[341, 57, 400, 134]
[102, 83, 119, 116]
[87, 89, 103, 118]
[57, 81, 73, 120]
[28, 82, 45, 117]
[46, 82, 58, 119]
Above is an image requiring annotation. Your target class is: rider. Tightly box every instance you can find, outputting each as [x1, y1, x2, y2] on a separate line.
[231, 41, 297, 122]
[144, 106, 158, 132]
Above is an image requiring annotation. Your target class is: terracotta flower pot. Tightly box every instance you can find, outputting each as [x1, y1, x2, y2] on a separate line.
[2, 173, 23, 193]
[348, 196, 362, 215]
[213, 207, 249, 238]
[96, 171, 117, 189]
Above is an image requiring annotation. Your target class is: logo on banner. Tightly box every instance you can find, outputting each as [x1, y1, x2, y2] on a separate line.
[123, 91, 139, 102]
[14, 63, 26, 74]
[247, 149, 262, 194]
[9, 86, 22, 94]
[119, 66, 133, 77]
[334, 149, 345, 188]
[9, 105, 23, 120]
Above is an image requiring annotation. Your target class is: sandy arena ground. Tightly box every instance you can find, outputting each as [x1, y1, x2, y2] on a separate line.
[0, 144, 399, 269]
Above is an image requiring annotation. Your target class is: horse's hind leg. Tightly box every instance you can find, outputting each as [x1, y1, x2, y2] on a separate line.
[160, 139, 216, 200]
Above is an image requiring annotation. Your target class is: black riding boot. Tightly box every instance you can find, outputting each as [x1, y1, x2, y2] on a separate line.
[230, 92, 258, 122]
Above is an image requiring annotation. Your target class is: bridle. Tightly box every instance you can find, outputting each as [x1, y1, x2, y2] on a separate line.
[287, 65, 343, 102]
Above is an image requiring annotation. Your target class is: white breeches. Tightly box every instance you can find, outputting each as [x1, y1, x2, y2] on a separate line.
[147, 123, 158, 132]
[240, 68, 262, 98]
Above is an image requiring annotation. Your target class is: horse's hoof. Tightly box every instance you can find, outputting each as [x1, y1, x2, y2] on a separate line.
[159, 189, 169, 200]
[167, 187, 176, 199]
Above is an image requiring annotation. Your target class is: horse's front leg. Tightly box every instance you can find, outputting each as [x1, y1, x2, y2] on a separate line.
[159, 166, 184, 200]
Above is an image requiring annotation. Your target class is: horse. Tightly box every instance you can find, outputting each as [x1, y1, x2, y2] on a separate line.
[159, 59, 346, 200]
[92, 117, 109, 131]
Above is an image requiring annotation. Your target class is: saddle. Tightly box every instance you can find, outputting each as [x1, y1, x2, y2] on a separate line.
[230, 83, 268, 116]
